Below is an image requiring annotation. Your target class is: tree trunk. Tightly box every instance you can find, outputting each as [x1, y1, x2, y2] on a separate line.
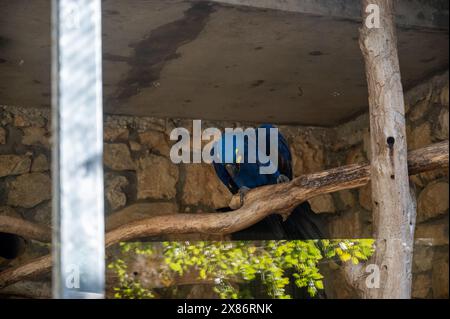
[359, 0, 415, 298]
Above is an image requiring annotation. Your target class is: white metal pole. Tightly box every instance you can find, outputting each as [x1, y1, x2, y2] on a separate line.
[51, 0, 105, 299]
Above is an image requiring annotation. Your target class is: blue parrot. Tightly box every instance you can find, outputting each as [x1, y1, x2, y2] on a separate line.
[212, 124, 325, 240]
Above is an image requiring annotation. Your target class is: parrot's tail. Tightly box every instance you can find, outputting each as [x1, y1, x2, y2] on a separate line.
[229, 214, 288, 241]
[282, 202, 328, 240]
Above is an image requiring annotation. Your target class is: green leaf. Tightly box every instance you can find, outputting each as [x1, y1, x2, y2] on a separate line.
[315, 280, 324, 290]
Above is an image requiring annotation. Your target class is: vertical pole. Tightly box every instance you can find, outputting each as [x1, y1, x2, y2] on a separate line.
[52, 0, 105, 298]
[359, 0, 416, 298]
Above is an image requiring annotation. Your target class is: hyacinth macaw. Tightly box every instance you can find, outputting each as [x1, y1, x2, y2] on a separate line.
[212, 124, 325, 240]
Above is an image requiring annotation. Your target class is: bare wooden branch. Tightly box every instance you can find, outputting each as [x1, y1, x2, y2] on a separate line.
[0, 215, 51, 243]
[0, 141, 447, 289]
[0, 255, 52, 290]
[406, 141, 449, 175]
[105, 163, 372, 246]
[0, 280, 52, 299]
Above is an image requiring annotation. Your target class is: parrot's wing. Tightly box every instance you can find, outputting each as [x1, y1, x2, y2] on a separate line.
[213, 161, 240, 194]
[282, 202, 328, 239]
[278, 133, 293, 180]
[258, 124, 293, 180]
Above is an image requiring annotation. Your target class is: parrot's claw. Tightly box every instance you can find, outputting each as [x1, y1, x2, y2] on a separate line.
[277, 174, 290, 184]
[239, 186, 251, 206]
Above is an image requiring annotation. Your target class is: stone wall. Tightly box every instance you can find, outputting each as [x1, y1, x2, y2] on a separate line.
[0, 71, 448, 298]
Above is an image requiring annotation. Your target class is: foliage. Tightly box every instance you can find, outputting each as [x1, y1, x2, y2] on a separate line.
[108, 239, 375, 299]
[107, 243, 154, 299]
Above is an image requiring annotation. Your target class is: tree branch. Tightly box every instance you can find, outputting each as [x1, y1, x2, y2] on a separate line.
[104, 140, 449, 246]
[0, 215, 51, 243]
[0, 141, 448, 289]
[0, 280, 52, 299]
[0, 255, 52, 289]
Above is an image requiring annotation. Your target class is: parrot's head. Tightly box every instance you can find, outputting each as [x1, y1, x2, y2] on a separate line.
[211, 124, 280, 177]
[212, 130, 253, 176]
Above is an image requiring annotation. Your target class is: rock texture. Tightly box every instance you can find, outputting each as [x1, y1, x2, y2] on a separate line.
[7, 173, 51, 208]
[0, 127, 5, 144]
[309, 194, 336, 214]
[137, 154, 178, 200]
[290, 133, 324, 176]
[0, 155, 31, 177]
[432, 252, 449, 298]
[105, 174, 129, 211]
[139, 130, 171, 156]
[417, 182, 449, 222]
[104, 127, 129, 142]
[31, 154, 49, 172]
[21, 127, 49, 148]
[104, 143, 135, 171]
[182, 164, 231, 209]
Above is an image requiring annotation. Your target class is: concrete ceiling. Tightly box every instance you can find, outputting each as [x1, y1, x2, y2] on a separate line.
[0, 0, 448, 126]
